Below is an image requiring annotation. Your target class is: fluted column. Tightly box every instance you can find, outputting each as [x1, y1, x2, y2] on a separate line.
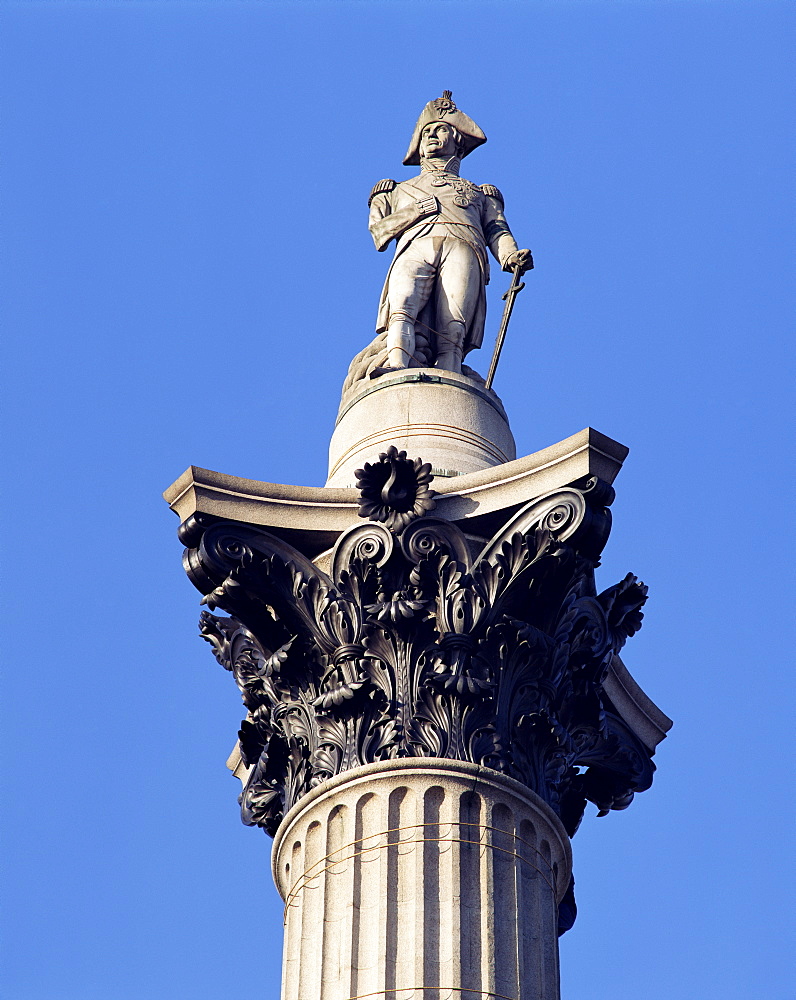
[272, 759, 572, 1000]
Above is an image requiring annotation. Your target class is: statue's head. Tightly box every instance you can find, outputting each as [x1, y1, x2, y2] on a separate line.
[403, 91, 487, 166]
[419, 121, 463, 161]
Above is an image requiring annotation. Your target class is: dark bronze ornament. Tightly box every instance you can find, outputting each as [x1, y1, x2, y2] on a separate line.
[183, 476, 650, 812]
[354, 445, 436, 531]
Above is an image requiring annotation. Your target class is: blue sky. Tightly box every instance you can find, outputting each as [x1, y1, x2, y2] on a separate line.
[2, 2, 793, 998]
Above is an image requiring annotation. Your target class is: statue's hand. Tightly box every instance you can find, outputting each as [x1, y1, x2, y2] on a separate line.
[416, 196, 440, 218]
[504, 248, 534, 274]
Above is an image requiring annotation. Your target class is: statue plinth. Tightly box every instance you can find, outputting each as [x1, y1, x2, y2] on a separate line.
[327, 368, 516, 487]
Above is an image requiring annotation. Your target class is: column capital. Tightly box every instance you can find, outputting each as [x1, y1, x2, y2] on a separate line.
[181, 446, 662, 864]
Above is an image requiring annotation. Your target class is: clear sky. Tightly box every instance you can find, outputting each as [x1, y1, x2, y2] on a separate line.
[2, 2, 793, 998]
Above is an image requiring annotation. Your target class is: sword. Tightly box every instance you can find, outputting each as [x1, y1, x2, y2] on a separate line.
[484, 261, 527, 391]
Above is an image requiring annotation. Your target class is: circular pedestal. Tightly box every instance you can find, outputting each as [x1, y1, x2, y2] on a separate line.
[326, 369, 516, 487]
[272, 759, 572, 1000]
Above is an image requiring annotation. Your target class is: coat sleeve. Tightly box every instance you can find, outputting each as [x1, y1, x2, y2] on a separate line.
[480, 185, 520, 269]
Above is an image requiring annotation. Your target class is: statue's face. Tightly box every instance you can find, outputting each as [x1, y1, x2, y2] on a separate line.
[420, 121, 458, 159]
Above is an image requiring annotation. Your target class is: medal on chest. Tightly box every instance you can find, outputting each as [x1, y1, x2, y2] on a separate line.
[425, 173, 477, 207]
[452, 179, 476, 207]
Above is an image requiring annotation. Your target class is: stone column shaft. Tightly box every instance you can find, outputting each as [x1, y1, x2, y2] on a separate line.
[272, 760, 572, 1000]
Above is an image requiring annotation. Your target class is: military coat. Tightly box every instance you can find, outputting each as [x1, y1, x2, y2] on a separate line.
[368, 170, 520, 352]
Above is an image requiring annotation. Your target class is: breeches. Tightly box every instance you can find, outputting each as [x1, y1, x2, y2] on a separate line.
[387, 236, 482, 346]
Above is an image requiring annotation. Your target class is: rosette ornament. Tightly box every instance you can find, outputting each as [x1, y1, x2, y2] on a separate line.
[354, 446, 436, 531]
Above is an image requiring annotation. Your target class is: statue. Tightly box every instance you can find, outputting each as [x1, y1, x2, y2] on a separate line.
[341, 92, 533, 398]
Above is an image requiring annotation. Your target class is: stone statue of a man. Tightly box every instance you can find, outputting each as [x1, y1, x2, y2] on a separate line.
[344, 93, 531, 393]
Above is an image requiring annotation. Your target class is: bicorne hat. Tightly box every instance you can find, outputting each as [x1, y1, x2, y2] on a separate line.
[402, 91, 487, 166]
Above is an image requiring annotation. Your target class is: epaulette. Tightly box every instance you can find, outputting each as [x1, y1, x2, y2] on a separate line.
[368, 178, 396, 206]
[480, 183, 504, 206]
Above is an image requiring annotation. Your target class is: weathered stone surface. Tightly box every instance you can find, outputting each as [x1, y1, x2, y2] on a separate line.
[272, 759, 571, 1000]
[327, 367, 516, 487]
[603, 655, 672, 754]
[163, 427, 628, 559]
